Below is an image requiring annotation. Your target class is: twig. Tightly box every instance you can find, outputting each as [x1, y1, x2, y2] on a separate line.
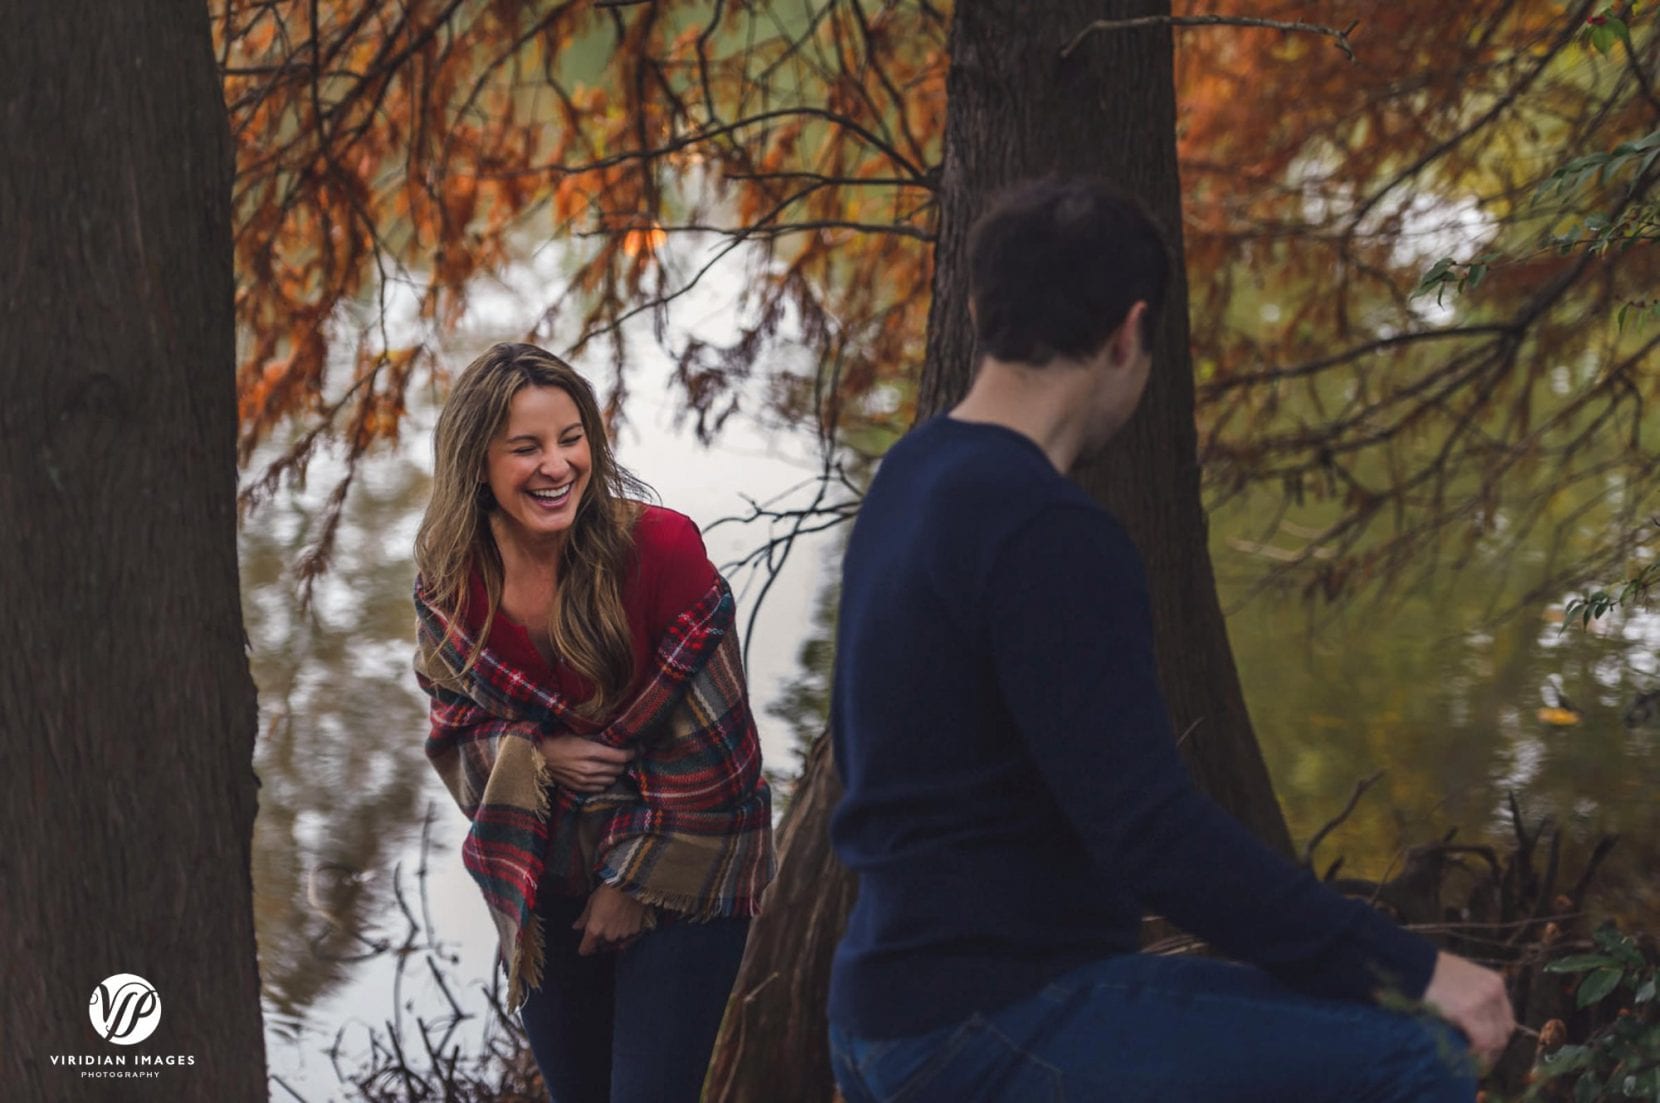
[1568, 834, 1620, 906]
[1174, 717, 1205, 749]
[1061, 14, 1359, 63]
[269, 1073, 311, 1102]
[1301, 770, 1385, 867]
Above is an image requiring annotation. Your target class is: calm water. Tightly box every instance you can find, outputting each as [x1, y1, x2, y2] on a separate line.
[1216, 497, 1660, 923]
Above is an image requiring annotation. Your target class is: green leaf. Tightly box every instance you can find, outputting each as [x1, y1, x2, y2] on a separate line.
[1546, 953, 1618, 973]
[1544, 1043, 1592, 1072]
[1607, 17, 1631, 49]
[1591, 23, 1616, 55]
[1594, 925, 1645, 967]
[1635, 976, 1656, 1003]
[1577, 966, 1625, 1008]
[1412, 257, 1457, 301]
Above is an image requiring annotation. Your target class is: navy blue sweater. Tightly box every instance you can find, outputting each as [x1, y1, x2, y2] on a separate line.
[827, 416, 1437, 1039]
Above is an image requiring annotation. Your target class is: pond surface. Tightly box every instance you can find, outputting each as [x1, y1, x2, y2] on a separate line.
[1215, 495, 1660, 926]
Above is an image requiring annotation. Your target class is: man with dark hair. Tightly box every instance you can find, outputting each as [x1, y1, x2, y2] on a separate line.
[826, 176, 1513, 1102]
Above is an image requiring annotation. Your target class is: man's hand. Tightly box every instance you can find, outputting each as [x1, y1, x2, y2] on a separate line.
[539, 736, 634, 794]
[1422, 950, 1516, 1069]
[573, 884, 650, 955]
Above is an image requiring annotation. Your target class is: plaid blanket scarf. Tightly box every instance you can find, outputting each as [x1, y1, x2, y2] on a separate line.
[413, 573, 774, 1011]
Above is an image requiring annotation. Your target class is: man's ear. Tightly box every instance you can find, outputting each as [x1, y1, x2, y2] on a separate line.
[1109, 301, 1149, 367]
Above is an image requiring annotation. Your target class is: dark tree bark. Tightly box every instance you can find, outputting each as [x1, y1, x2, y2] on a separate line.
[708, 3, 1291, 1099]
[704, 734, 853, 1101]
[0, 3, 266, 1101]
[917, 0, 1292, 851]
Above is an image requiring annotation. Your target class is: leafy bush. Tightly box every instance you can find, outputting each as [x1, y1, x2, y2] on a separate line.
[1511, 925, 1660, 1102]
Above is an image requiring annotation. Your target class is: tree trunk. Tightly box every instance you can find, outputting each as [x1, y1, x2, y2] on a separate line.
[708, 3, 1290, 1099]
[917, 0, 1292, 851]
[0, 3, 266, 1101]
[704, 734, 853, 1102]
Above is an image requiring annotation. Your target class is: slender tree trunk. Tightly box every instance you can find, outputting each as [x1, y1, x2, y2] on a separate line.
[0, 3, 266, 1100]
[709, 3, 1290, 1099]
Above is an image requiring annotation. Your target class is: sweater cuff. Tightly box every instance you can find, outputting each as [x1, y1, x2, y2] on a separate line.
[1269, 902, 1439, 1005]
[1367, 916, 1440, 1002]
[1331, 906, 1440, 1003]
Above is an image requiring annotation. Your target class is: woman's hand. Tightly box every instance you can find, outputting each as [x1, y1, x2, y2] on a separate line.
[539, 735, 634, 793]
[573, 884, 650, 955]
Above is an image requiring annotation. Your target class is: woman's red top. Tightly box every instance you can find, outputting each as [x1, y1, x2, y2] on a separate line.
[463, 504, 716, 717]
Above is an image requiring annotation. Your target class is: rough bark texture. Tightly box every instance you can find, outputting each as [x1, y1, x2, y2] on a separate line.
[708, 3, 1291, 1099]
[0, 3, 266, 1101]
[705, 734, 854, 1102]
[917, 0, 1293, 852]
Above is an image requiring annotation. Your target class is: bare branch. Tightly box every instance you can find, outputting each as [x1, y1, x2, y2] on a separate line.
[1061, 14, 1359, 63]
[1301, 770, 1386, 868]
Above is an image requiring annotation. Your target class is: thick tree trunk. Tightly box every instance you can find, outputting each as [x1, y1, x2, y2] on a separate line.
[704, 734, 853, 1102]
[0, 4, 266, 1101]
[917, 0, 1292, 850]
[708, 3, 1290, 1099]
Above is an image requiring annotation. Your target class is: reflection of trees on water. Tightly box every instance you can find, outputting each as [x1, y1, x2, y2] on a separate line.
[765, 570, 838, 815]
[756, 448, 880, 812]
[1215, 488, 1660, 927]
[242, 448, 435, 1025]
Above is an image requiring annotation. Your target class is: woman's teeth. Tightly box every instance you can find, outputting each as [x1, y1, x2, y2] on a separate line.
[529, 484, 572, 504]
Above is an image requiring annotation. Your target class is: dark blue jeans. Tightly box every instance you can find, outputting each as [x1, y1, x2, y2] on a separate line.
[829, 953, 1477, 1103]
[518, 891, 751, 1103]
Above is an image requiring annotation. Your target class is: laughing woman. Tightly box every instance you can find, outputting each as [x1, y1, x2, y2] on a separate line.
[411, 342, 774, 1103]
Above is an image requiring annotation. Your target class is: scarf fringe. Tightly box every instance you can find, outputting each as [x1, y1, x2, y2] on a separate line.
[598, 872, 762, 921]
[504, 749, 555, 1012]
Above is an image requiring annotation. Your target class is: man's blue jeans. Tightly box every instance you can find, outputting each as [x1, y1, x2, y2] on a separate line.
[829, 953, 1477, 1103]
[518, 891, 751, 1103]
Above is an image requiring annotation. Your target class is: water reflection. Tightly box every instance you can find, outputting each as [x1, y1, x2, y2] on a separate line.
[1215, 501, 1660, 927]
[244, 448, 436, 1037]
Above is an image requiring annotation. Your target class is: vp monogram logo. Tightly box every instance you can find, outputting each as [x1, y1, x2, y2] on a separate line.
[89, 974, 161, 1045]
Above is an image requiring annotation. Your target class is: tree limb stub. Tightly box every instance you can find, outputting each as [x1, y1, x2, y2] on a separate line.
[1301, 769, 1386, 868]
[1060, 15, 1360, 64]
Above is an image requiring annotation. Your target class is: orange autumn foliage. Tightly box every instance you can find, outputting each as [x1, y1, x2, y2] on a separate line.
[217, 0, 1658, 600]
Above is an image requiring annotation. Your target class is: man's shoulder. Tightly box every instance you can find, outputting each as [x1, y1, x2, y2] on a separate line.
[999, 497, 1138, 570]
[878, 417, 1070, 504]
[854, 420, 1131, 601]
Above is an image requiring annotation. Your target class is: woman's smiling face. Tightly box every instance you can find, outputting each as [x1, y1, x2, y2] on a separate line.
[484, 384, 593, 550]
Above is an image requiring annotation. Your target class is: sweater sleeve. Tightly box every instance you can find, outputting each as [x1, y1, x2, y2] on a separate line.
[983, 504, 1438, 1004]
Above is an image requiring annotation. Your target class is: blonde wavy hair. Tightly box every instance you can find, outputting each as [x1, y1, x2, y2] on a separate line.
[415, 342, 653, 719]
